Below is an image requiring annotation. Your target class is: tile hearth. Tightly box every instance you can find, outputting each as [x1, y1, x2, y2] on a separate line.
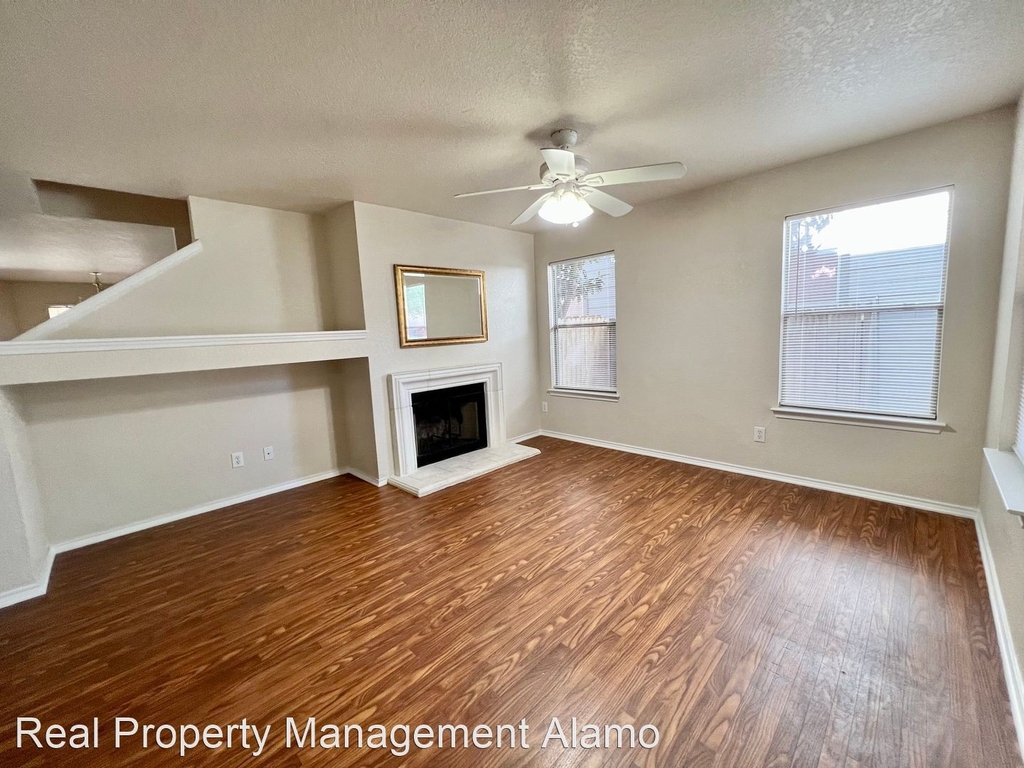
[388, 442, 539, 497]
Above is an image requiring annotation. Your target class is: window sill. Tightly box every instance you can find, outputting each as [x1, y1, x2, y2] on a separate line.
[771, 406, 946, 434]
[547, 388, 620, 402]
[983, 448, 1024, 519]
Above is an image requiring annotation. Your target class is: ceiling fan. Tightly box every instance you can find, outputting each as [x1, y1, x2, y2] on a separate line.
[454, 129, 685, 227]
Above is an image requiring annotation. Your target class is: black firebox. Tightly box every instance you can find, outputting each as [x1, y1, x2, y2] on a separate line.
[411, 383, 488, 468]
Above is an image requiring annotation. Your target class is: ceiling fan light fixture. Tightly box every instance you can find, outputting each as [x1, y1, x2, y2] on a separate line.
[538, 185, 593, 225]
[455, 129, 682, 226]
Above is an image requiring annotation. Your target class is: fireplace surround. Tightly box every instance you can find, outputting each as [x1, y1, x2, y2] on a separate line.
[387, 363, 506, 478]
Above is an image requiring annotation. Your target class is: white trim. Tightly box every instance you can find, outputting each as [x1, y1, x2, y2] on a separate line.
[784, 184, 957, 222]
[510, 429, 543, 442]
[51, 469, 345, 554]
[539, 429, 976, 518]
[534, 429, 1024, 754]
[547, 388, 620, 402]
[984, 448, 1024, 517]
[776, 187, 954, 436]
[772, 406, 947, 434]
[0, 548, 55, 610]
[12, 240, 205, 341]
[546, 251, 618, 396]
[387, 363, 506, 478]
[0, 330, 368, 356]
[346, 467, 387, 487]
[973, 513, 1024, 754]
[1, 430, 1020, 759]
[0, 469, 346, 610]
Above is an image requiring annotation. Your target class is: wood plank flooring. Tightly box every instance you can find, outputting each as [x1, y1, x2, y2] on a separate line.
[0, 436, 1018, 766]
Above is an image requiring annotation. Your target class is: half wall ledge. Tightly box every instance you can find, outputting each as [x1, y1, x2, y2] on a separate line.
[0, 331, 369, 385]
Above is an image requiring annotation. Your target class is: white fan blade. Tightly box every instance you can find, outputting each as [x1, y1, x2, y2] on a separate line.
[540, 148, 576, 178]
[455, 183, 549, 198]
[582, 188, 633, 217]
[511, 193, 551, 226]
[582, 162, 685, 188]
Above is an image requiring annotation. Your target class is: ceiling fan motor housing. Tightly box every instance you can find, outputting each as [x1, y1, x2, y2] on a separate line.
[550, 128, 578, 149]
[453, 126, 682, 226]
[540, 155, 591, 185]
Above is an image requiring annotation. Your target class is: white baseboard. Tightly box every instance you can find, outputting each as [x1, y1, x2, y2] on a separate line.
[0, 469, 346, 610]
[345, 466, 387, 487]
[1, 466, 399, 610]
[0, 580, 48, 610]
[52, 469, 345, 555]
[539, 429, 979, 519]
[1, 427, 1020, 757]
[510, 429, 543, 443]
[974, 515, 1024, 755]
[0, 547, 55, 610]
[540, 428, 1024, 755]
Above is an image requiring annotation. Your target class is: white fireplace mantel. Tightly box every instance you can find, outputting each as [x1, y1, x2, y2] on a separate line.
[387, 363, 507, 479]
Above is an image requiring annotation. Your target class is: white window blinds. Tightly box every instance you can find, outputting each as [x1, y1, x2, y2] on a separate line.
[1014, 360, 1024, 463]
[548, 252, 617, 392]
[779, 189, 952, 420]
[1015, 389, 1024, 463]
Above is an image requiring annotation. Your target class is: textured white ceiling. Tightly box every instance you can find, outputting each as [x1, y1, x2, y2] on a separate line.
[0, 1, 1021, 231]
[0, 215, 177, 283]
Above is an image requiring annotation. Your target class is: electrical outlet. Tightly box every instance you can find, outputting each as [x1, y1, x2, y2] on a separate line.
[753, 426, 766, 443]
[263, 445, 274, 461]
[231, 451, 244, 468]
[541, 401, 548, 413]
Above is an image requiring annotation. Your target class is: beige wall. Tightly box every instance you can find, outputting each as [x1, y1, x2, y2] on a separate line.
[0, 388, 48, 595]
[35, 180, 193, 250]
[0, 282, 18, 340]
[36, 197, 340, 338]
[12, 197, 537, 495]
[187, 197, 337, 332]
[536, 108, 1014, 508]
[0, 190, 539, 595]
[350, 202, 539, 478]
[980, 464, 1024, 686]
[6, 197, 381, 549]
[317, 203, 366, 331]
[19, 363, 348, 544]
[332, 357, 379, 481]
[987, 99, 1024, 450]
[0, 280, 92, 337]
[980, 97, 1024, 686]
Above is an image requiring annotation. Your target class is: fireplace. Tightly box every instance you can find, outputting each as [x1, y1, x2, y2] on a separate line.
[411, 383, 488, 467]
[388, 364, 539, 494]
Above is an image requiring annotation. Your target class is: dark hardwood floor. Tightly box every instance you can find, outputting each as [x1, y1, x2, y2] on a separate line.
[0, 436, 1019, 767]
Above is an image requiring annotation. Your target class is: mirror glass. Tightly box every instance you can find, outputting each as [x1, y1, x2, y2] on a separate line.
[395, 266, 486, 347]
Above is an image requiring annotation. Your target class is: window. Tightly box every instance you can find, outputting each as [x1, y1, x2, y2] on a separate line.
[1014, 357, 1024, 464]
[403, 283, 427, 340]
[548, 252, 617, 394]
[779, 189, 952, 421]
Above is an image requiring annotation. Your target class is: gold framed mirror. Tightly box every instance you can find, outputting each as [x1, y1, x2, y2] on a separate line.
[394, 265, 487, 347]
